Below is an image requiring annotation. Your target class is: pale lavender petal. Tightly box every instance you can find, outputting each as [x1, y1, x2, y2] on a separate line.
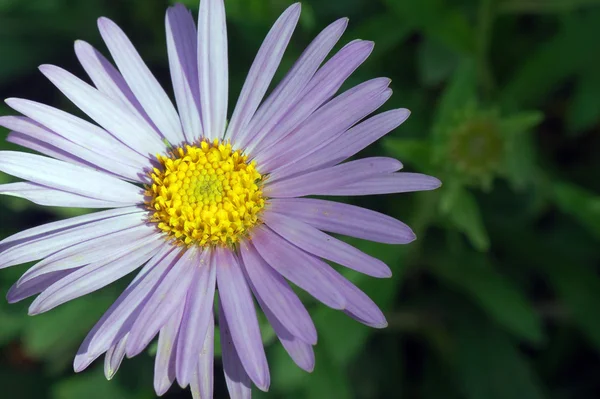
[219, 297, 252, 399]
[76, 245, 180, 370]
[166, 4, 203, 143]
[270, 108, 410, 181]
[227, 3, 301, 146]
[191, 312, 214, 399]
[38, 65, 168, 155]
[155, 302, 185, 396]
[19, 223, 157, 284]
[0, 182, 134, 208]
[28, 235, 163, 314]
[317, 173, 442, 196]
[97, 18, 185, 145]
[251, 226, 346, 309]
[239, 241, 317, 344]
[6, 269, 75, 304]
[0, 208, 146, 269]
[260, 79, 392, 174]
[263, 211, 391, 278]
[216, 247, 269, 391]
[264, 157, 402, 198]
[240, 18, 348, 151]
[319, 266, 388, 328]
[104, 334, 128, 380]
[74, 40, 156, 129]
[248, 40, 374, 155]
[198, 0, 228, 140]
[126, 247, 199, 357]
[175, 251, 215, 388]
[0, 151, 143, 203]
[268, 198, 416, 244]
[4, 99, 150, 168]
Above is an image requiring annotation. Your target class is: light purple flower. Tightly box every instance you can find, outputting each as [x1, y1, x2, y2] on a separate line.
[0, 1, 441, 398]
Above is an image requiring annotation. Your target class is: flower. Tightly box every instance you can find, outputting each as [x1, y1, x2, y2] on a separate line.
[0, 0, 441, 398]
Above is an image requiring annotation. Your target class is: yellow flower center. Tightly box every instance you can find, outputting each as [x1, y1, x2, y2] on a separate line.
[146, 140, 265, 246]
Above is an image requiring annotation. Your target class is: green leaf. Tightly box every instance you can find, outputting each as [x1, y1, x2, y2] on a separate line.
[431, 253, 544, 344]
[52, 367, 135, 399]
[552, 181, 600, 240]
[383, 138, 433, 170]
[567, 69, 600, 134]
[304, 346, 352, 399]
[440, 185, 490, 251]
[451, 315, 546, 399]
[349, 14, 412, 59]
[418, 38, 460, 86]
[433, 61, 478, 130]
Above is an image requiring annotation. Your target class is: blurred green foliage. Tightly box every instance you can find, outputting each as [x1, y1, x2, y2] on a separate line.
[1, 0, 600, 398]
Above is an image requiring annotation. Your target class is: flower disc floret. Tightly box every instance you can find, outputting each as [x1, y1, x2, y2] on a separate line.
[147, 140, 265, 246]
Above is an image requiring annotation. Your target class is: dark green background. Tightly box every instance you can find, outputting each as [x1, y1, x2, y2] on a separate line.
[1, 0, 600, 398]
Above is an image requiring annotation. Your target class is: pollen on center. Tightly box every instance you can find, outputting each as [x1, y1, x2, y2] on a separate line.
[146, 140, 265, 246]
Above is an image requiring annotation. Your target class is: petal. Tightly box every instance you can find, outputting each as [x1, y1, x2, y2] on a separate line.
[260, 79, 392, 174]
[74, 40, 156, 128]
[239, 241, 317, 344]
[97, 17, 185, 145]
[264, 157, 402, 198]
[190, 312, 214, 399]
[75, 245, 180, 371]
[154, 303, 185, 396]
[197, 0, 228, 140]
[215, 247, 269, 391]
[268, 198, 416, 244]
[19, 222, 157, 284]
[248, 40, 374, 155]
[0, 208, 146, 269]
[227, 3, 301, 146]
[318, 173, 442, 196]
[263, 211, 391, 278]
[166, 4, 203, 143]
[0, 151, 143, 203]
[251, 226, 346, 309]
[4, 99, 150, 168]
[240, 18, 348, 151]
[219, 297, 252, 399]
[126, 247, 199, 357]
[28, 235, 163, 315]
[104, 334, 128, 380]
[0, 182, 134, 208]
[6, 269, 75, 304]
[38, 65, 168, 155]
[175, 251, 216, 388]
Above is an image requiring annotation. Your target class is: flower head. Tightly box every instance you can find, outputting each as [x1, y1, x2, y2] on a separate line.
[0, 1, 440, 398]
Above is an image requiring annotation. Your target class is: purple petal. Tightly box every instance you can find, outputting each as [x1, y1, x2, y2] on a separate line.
[258, 78, 392, 173]
[0, 182, 135, 208]
[0, 208, 146, 269]
[215, 247, 270, 391]
[219, 297, 252, 399]
[197, 0, 228, 140]
[175, 251, 216, 388]
[28, 236, 163, 315]
[251, 226, 346, 309]
[264, 157, 402, 198]
[38, 65, 167, 155]
[239, 241, 317, 344]
[190, 311, 214, 399]
[318, 173, 442, 196]
[154, 302, 185, 396]
[239, 17, 348, 151]
[248, 40, 374, 155]
[268, 198, 416, 244]
[74, 40, 156, 129]
[7, 269, 75, 304]
[166, 4, 203, 143]
[263, 211, 391, 278]
[97, 18, 185, 145]
[104, 334, 128, 380]
[227, 3, 301, 146]
[126, 247, 199, 357]
[0, 151, 143, 203]
[7, 131, 90, 169]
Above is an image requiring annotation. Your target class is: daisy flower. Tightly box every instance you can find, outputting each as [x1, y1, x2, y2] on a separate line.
[0, 0, 441, 398]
